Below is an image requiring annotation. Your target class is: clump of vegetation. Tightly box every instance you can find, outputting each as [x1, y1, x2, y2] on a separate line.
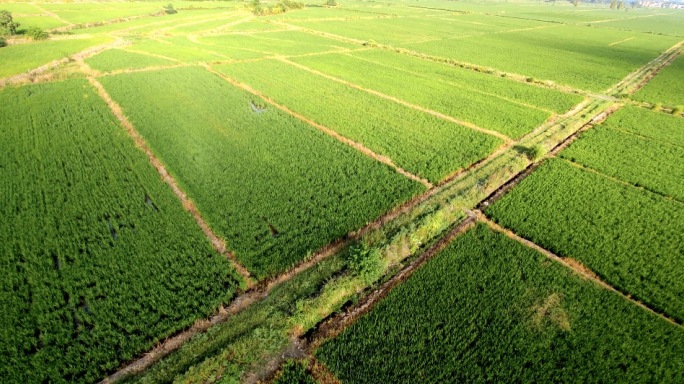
[0, 10, 20, 36]
[26, 26, 48, 40]
[250, 0, 304, 15]
[162, 3, 177, 14]
[652, 102, 663, 111]
[528, 144, 547, 161]
[324, 0, 338, 6]
[0, 36, 6, 48]
[346, 243, 385, 285]
[273, 360, 316, 384]
[672, 105, 683, 115]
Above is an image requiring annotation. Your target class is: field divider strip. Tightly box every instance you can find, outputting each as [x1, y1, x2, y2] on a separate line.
[278, 57, 513, 143]
[475, 211, 682, 328]
[202, 64, 433, 188]
[80, 67, 254, 285]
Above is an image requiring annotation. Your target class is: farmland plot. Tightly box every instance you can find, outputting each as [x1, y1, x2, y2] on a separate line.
[0, 37, 112, 79]
[486, 159, 684, 322]
[100, 67, 422, 279]
[217, 59, 503, 183]
[291, 51, 580, 138]
[318, 225, 684, 383]
[0, 79, 242, 383]
[600, 105, 684, 147]
[561, 125, 684, 201]
[633, 53, 684, 107]
[404, 24, 681, 92]
[86, 49, 176, 72]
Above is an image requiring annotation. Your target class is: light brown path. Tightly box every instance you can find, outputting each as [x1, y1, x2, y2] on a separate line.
[476, 211, 682, 328]
[80, 64, 254, 285]
[279, 57, 513, 143]
[202, 64, 434, 189]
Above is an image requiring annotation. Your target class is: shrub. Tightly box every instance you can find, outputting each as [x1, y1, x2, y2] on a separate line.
[672, 105, 684, 115]
[0, 36, 5, 47]
[26, 26, 48, 40]
[325, 0, 338, 6]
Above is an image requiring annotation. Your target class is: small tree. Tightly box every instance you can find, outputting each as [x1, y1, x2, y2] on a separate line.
[610, 0, 617, 8]
[162, 3, 177, 14]
[325, 0, 337, 6]
[0, 36, 6, 48]
[0, 10, 20, 36]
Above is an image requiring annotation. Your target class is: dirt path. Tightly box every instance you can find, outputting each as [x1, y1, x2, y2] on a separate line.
[80, 64, 254, 286]
[476, 212, 682, 328]
[279, 58, 513, 143]
[202, 64, 434, 189]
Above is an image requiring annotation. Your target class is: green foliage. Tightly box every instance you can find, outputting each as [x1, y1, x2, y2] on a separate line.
[0, 10, 20, 36]
[561, 121, 684, 201]
[318, 225, 684, 383]
[346, 244, 384, 284]
[0, 36, 5, 48]
[610, 0, 617, 9]
[325, 0, 338, 6]
[25, 26, 48, 40]
[487, 159, 684, 322]
[100, 67, 422, 279]
[162, 3, 177, 14]
[517, 144, 547, 161]
[673, 105, 684, 115]
[217, 60, 502, 183]
[274, 360, 317, 384]
[0, 79, 242, 383]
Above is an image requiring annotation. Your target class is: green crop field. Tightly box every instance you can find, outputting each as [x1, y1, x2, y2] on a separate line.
[217, 59, 502, 182]
[601, 106, 684, 146]
[86, 49, 176, 72]
[561, 117, 684, 201]
[99, 66, 422, 279]
[1, 0, 683, 382]
[634, 54, 684, 107]
[318, 225, 684, 383]
[486, 159, 684, 322]
[0, 79, 242, 383]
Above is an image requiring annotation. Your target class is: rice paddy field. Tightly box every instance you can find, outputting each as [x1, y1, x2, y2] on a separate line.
[0, 0, 682, 383]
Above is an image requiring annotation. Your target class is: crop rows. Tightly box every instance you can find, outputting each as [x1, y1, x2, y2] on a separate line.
[99, 66, 423, 279]
[600, 105, 684, 147]
[0, 36, 112, 79]
[486, 159, 684, 322]
[0, 79, 242, 383]
[560, 120, 684, 201]
[86, 49, 177, 72]
[404, 24, 681, 91]
[292, 50, 581, 138]
[633, 53, 684, 107]
[216, 59, 503, 183]
[317, 224, 684, 383]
